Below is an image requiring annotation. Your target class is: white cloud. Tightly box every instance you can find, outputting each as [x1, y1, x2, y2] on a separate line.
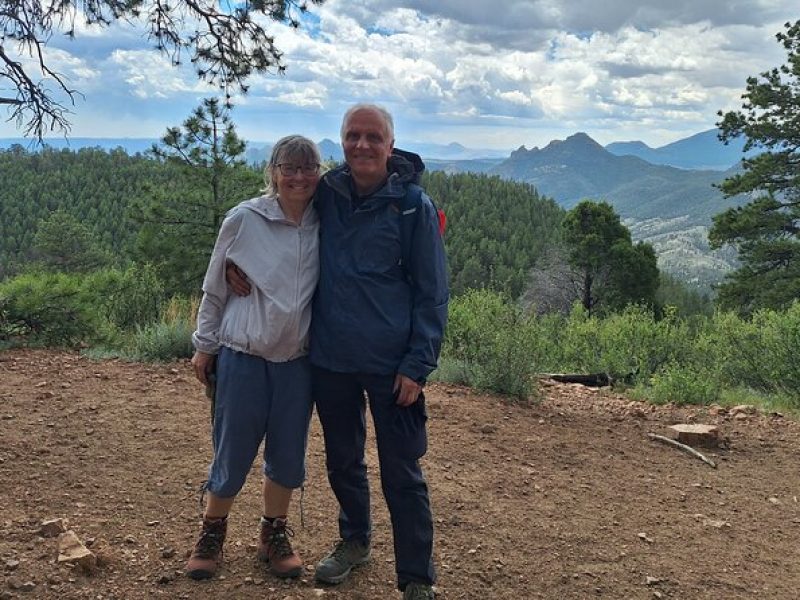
[1, 0, 797, 149]
[108, 50, 213, 98]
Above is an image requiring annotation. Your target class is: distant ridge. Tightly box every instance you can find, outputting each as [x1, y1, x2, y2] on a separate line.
[605, 128, 754, 170]
[488, 131, 737, 222]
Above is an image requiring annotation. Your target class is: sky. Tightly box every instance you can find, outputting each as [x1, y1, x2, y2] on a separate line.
[1, 0, 796, 151]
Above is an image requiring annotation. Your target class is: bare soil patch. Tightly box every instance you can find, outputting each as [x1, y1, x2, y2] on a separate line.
[1, 349, 799, 599]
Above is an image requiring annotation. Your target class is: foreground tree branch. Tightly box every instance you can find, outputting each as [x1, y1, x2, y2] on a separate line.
[1, 0, 324, 141]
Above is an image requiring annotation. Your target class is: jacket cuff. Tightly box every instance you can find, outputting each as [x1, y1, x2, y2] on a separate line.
[398, 358, 431, 384]
[191, 332, 220, 356]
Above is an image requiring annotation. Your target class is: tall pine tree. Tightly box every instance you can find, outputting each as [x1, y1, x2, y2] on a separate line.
[711, 20, 800, 314]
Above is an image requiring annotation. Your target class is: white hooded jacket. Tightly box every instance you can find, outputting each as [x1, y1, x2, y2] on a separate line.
[192, 194, 319, 362]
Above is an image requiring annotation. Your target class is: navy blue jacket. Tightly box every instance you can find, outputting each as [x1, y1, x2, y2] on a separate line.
[309, 150, 449, 382]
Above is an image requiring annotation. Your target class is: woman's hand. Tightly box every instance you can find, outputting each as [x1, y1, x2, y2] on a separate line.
[191, 351, 216, 386]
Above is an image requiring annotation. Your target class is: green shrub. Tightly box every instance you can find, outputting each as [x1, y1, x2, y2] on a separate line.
[124, 319, 194, 361]
[428, 357, 471, 386]
[0, 271, 105, 346]
[85, 263, 165, 330]
[0, 264, 167, 347]
[696, 304, 800, 399]
[444, 289, 540, 399]
[645, 362, 720, 406]
[541, 303, 691, 384]
[101, 295, 199, 362]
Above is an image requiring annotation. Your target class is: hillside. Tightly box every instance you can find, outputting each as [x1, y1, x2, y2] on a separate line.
[2, 349, 799, 599]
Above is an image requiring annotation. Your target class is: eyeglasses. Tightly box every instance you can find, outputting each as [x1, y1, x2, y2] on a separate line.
[276, 163, 320, 176]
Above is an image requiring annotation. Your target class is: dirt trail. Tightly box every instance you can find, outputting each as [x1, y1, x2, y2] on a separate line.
[1, 349, 799, 599]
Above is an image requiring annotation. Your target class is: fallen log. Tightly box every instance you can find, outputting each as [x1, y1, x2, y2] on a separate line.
[545, 373, 613, 387]
[647, 433, 717, 468]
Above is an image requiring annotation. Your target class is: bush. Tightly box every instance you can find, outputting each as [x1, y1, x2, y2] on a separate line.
[540, 303, 691, 385]
[0, 271, 106, 346]
[698, 303, 800, 399]
[124, 320, 194, 361]
[120, 295, 198, 361]
[0, 264, 167, 347]
[645, 362, 720, 406]
[86, 263, 165, 330]
[444, 289, 540, 399]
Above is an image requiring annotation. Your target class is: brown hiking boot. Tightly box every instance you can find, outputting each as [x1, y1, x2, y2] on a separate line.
[257, 517, 302, 578]
[186, 516, 227, 580]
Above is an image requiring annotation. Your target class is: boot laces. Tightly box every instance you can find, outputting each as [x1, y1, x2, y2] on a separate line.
[267, 520, 295, 557]
[195, 521, 225, 558]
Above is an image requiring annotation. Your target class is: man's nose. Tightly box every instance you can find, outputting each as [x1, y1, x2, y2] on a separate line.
[354, 135, 369, 148]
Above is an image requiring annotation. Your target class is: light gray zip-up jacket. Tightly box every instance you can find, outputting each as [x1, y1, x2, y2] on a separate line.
[192, 194, 319, 362]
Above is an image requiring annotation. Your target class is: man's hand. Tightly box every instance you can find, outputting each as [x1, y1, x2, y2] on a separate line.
[226, 261, 251, 296]
[191, 351, 216, 386]
[393, 373, 422, 407]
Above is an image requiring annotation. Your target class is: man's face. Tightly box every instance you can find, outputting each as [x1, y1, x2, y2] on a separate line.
[342, 108, 394, 186]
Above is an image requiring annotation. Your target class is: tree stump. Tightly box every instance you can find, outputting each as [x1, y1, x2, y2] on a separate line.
[668, 424, 719, 448]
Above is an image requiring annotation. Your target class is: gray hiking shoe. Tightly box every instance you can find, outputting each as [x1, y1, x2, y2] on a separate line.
[314, 538, 371, 584]
[403, 582, 435, 599]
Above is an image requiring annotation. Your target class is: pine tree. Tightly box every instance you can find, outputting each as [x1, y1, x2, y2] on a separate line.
[711, 20, 800, 314]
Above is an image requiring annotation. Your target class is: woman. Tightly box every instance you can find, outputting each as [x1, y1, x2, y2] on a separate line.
[186, 135, 321, 580]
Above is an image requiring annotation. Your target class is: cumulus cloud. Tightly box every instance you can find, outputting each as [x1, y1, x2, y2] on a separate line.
[108, 50, 212, 98]
[1, 0, 796, 149]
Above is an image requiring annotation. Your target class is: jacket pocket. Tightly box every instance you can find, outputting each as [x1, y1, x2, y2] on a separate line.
[355, 214, 402, 274]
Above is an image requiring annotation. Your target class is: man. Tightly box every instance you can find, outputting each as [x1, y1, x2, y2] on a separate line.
[228, 104, 448, 599]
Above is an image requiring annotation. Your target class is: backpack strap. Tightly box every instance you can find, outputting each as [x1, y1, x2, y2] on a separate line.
[395, 183, 447, 284]
[397, 183, 425, 275]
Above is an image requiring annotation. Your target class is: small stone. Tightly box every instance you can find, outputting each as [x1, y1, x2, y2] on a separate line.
[147, 520, 160, 527]
[703, 519, 730, 528]
[4, 560, 19, 571]
[244, 577, 254, 584]
[480, 424, 496, 434]
[161, 546, 176, 559]
[57, 530, 97, 572]
[40, 518, 67, 537]
[768, 497, 781, 505]
[157, 572, 174, 584]
[19, 581, 36, 592]
[645, 576, 662, 586]
[638, 532, 654, 543]
[6, 577, 22, 590]
[124, 535, 137, 544]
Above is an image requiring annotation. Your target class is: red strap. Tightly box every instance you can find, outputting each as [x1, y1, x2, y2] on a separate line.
[437, 209, 447, 235]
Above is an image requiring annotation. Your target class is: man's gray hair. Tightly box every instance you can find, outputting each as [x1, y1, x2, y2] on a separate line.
[340, 103, 395, 141]
[264, 134, 321, 194]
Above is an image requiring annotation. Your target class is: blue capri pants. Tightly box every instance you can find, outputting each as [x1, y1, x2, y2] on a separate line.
[205, 346, 313, 497]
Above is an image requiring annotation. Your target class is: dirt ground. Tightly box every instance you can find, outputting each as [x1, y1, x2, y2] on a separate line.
[1, 349, 799, 599]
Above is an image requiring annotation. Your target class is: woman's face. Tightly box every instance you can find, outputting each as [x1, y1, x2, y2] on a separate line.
[272, 155, 320, 204]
